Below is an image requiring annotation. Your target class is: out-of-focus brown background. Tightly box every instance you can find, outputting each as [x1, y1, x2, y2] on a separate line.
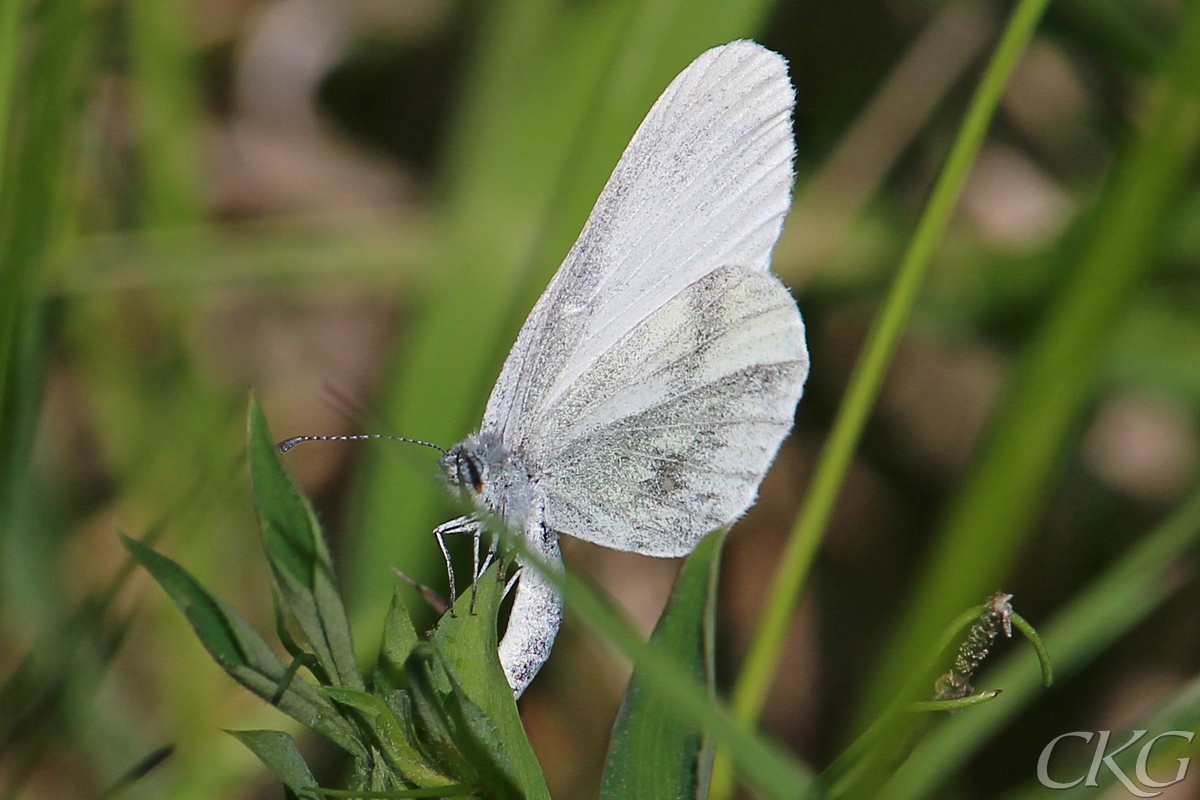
[3, 0, 1200, 798]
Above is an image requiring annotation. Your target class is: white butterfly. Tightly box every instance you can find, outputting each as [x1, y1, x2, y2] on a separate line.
[437, 40, 809, 697]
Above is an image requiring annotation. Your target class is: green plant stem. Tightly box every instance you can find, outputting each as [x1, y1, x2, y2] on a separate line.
[0, 0, 84, 475]
[1009, 612, 1052, 688]
[909, 691, 1001, 712]
[711, 0, 1053, 796]
[309, 787, 477, 799]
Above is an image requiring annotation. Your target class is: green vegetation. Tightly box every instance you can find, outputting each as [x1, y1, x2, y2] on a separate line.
[3, 0, 1200, 798]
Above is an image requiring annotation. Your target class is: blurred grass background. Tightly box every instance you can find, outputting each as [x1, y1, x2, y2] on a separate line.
[2, 0, 1200, 798]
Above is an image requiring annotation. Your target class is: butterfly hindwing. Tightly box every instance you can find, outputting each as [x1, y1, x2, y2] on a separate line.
[535, 266, 807, 555]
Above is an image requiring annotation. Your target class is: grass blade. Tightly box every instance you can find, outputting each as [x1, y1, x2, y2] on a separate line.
[127, 0, 204, 226]
[0, 0, 90, 786]
[600, 529, 727, 800]
[0, 0, 86, 554]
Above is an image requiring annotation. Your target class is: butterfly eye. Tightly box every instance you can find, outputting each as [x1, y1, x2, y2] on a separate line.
[460, 453, 484, 493]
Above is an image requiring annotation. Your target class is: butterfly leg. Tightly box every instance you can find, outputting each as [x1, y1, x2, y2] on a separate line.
[502, 567, 520, 599]
[432, 515, 482, 617]
[478, 531, 499, 579]
[469, 524, 483, 614]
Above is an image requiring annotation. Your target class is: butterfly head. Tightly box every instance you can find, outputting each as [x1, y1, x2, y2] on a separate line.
[441, 432, 539, 532]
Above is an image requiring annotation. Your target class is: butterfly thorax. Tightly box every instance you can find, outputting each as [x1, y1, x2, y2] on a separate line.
[440, 431, 542, 535]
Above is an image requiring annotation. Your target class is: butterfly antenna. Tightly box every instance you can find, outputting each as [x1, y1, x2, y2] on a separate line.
[277, 434, 447, 455]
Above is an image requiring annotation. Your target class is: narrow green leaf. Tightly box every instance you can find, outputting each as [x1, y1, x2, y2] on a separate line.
[124, 536, 238, 664]
[375, 586, 420, 693]
[405, 644, 532, 800]
[0, 0, 86, 635]
[122, 534, 365, 757]
[601, 529, 727, 799]
[438, 678, 527, 800]
[432, 565, 550, 800]
[248, 396, 363, 690]
[404, 647, 481, 790]
[226, 730, 318, 798]
[322, 686, 452, 788]
[272, 587, 331, 687]
[429, 564, 515, 724]
[0, 0, 83, 430]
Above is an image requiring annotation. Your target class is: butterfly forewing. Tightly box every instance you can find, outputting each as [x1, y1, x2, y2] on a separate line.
[482, 41, 798, 451]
